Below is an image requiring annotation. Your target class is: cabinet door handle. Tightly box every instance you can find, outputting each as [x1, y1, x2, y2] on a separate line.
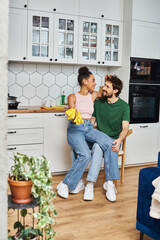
[55, 114, 65, 117]
[8, 115, 17, 118]
[8, 131, 17, 134]
[140, 125, 148, 128]
[7, 147, 17, 150]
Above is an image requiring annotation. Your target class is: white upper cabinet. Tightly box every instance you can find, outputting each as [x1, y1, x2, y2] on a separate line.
[8, 8, 27, 61]
[131, 20, 160, 59]
[78, 17, 101, 65]
[28, 0, 79, 15]
[27, 11, 54, 62]
[53, 14, 78, 63]
[27, 11, 78, 63]
[9, 0, 124, 66]
[79, 0, 123, 21]
[9, 0, 28, 9]
[101, 20, 123, 66]
[132, 0, 160, 23]
[78, 17, 123, 66]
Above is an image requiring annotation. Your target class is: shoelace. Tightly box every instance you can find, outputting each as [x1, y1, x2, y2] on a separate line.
[107, 183, 117, 193]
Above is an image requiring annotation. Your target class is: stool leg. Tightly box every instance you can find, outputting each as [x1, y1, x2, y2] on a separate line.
[140, 232, 144, 240]
[121, 155, 125, 184]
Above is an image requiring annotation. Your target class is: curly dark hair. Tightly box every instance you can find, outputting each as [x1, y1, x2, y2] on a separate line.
[78, 67, 92, 86]
[106, 75, 123, 97]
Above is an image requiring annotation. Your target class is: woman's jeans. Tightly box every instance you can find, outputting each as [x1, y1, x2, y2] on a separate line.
[63, 120, 119, 190]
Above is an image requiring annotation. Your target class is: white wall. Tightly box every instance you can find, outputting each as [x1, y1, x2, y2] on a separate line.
[0, 0, 9, 239]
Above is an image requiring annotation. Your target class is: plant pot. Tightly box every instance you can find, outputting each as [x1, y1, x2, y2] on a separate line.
[8, 177, 33, 204]
[15, 232, 37, 240]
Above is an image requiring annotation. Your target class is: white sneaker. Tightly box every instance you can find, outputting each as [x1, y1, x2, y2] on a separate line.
[83, 183, 94, 201]
[103, 181, 117, 202]
[69, 179, 85, 194]
[57, 181, 69, 199]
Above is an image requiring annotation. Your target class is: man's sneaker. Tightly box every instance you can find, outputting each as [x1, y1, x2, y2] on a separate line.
[69, 179, 85, 194]
[103, 181, 117, 202]
[83, 183, 94, 201]
[57, 181, 69, 199]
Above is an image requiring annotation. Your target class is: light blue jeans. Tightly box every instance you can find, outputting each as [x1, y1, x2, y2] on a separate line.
[63, 119, 115, 190]
[71, 138, 120, 183]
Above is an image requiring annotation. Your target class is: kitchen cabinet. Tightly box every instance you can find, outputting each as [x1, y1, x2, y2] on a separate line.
[9, 0, 28, 9]
[27, 11, 53, 62]
[126, 123, 158, 165]
[78, 17, 123, 66]
[7, 113, 44, 173]
[8, 8, 27, 61]
[101, 20, 122, 66]
[8, 0, 123, 66]
[53, 14, 78, 63]
[44, 113, 71, 173]
[79, 0, 123, 21]
[28, 0, 79, 15]
[131, 20, 160, 59]
[132, 0, 160, 24]
[27, 11, 78, 63]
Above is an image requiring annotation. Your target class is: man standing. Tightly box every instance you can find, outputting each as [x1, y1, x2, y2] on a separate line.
[83, 75, 130, 202]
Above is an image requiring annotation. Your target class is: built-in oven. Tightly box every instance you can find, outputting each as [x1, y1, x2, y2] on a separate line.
[129, 84, 159, 124]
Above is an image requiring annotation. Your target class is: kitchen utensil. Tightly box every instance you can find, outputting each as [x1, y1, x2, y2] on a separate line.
[8, 94, 17, 101]
[8, 100, 20, 109]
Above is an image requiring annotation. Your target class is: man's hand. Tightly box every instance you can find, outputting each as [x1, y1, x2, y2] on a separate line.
[111, 138, 122, 152]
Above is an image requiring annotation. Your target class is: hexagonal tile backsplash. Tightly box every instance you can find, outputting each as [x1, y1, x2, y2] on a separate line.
[8, 62, 108, 106]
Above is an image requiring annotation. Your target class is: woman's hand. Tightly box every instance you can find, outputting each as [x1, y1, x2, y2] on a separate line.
[105, 74, 111, 82]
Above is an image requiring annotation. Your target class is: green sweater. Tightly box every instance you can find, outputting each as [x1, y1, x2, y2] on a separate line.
[93, 98, 130, 139]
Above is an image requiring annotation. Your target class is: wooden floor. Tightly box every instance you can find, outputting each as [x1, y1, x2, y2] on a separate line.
[52, 166, 153, 240]
[8, 165, 154, 240]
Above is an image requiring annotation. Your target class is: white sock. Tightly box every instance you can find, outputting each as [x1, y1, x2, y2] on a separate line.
[107, 180, 114, 185]
[86, 182, 94, 187]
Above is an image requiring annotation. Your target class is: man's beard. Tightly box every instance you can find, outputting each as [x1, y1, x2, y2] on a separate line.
[102, 90, 113, 98]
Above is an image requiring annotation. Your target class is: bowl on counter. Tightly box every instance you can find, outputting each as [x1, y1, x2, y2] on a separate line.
[8, 99, 21, 109]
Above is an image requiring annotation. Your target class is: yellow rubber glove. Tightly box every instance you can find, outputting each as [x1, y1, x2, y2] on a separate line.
[65, 108, 76, 120]
[65, 108, 84, 125]
[73, 109, 84, 125]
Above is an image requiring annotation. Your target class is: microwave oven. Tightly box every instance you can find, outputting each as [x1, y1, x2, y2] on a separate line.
[130, 57, 160, 84]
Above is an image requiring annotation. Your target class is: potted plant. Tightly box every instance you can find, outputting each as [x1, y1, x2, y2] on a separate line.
[8, 153, 57, 240]
[8, 153, 33, 204]
[8, 209, 43, 240]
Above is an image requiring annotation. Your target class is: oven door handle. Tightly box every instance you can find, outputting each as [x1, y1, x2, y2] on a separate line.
[140, 125, 148, 128]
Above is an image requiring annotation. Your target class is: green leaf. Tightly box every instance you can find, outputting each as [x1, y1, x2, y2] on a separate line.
[20, 209, 27, 217]
[14, 221, 23, 230]
[33, 212, 42, 219]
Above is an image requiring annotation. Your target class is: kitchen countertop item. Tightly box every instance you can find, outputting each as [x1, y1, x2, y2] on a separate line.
[8, 106, 68, 113]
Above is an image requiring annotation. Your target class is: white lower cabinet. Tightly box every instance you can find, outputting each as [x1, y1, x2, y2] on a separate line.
[7, 113, 44, 173]
[44, 113, 71, 173]
[126, 123, 159, 165]
[7, 144, 43, 173]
